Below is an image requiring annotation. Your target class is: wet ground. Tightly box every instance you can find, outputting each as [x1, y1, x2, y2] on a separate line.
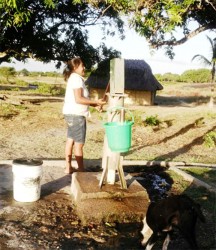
[0, 162, 215, 250]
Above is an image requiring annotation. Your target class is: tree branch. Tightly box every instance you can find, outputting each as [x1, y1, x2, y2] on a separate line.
[151, 25, 210, 48]
[205, 0, 216, 11]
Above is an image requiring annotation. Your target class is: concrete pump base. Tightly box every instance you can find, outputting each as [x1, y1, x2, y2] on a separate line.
[71, 172, 149, 225]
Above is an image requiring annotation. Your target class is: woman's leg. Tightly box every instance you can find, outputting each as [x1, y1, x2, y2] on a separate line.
[65, 138, 74, 173]
[74, 142, 85, 171]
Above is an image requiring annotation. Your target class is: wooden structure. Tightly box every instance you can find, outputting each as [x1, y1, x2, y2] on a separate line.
[99, 58, 128, 189]
[86, 59, 163, 106]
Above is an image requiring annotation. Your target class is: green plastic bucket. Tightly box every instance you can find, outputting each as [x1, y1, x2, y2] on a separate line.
[104, 121, 133, 152]
[104, 107, 134, 152]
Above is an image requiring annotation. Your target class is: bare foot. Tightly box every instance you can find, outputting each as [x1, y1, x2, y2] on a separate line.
[64, 166, 74, 174]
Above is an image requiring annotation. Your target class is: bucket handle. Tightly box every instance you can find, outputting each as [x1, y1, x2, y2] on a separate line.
[106, 106, 134, 124]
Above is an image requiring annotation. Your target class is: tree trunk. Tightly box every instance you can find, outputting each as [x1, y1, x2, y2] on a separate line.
[209, 63, 215, 108]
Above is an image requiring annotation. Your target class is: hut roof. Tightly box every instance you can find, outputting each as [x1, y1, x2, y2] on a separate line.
[86, 59, 163, 91]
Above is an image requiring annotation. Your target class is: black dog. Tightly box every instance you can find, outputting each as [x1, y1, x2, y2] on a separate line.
[141, 194, 205, 250]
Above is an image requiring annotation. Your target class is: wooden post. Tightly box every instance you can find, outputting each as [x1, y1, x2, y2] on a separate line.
[102, 94, 125, 184]
[110, 58, 125, 94]
[117, 156, 127, 189]
[100, 58, 128, 188]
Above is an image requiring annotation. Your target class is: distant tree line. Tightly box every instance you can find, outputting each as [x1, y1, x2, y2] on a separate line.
[0, 67, 62, 78]
[0, 66, 213, 84]
[155, 69, 212, 83]
[0, 67, 93, 78]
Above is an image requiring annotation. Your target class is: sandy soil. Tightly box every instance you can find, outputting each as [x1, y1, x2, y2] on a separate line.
[0, 89, 216, 165]
[0, 83, 216, 249]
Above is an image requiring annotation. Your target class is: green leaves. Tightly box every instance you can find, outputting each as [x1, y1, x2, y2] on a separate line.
[2, 0, 17, 8]
[0, 0, 215, 66]
[204, 131, 216, 148]
[191, 36, 216, 83]
[1, 0, 55, 27]
[0, 0, 123, 69]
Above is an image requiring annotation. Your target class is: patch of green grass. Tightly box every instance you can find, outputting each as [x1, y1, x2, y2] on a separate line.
[206, 112, 216, 120]
[203, 131, 216, 148]
[0, 77, 9, 84]
[144, 115, 161, 126]
[167, 170, 215, 211]
[183, 167, 216, 186]
[14, 79, 28, 86]
[194, 117, 205, 127]
[184, 185, 215, 211]
[167, 170, 190, 193]
[27, 82, 65, 96]
[0, 103, 24, 118]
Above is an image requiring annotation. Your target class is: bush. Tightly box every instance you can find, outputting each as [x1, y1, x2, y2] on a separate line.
[0, 66, 16, 81]
[30, 82, 65, 96]
[155, 73, 181, 82]
[14, 79, 28, 86]
[155, 68, 212, 84]
[181, 69, 211, 83]
[144, 115, 161, 126]
[204, 131, 216, 148]
[19, 69, 29, 76]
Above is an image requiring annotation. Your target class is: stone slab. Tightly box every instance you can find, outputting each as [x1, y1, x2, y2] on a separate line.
[71, 172, 149, 225]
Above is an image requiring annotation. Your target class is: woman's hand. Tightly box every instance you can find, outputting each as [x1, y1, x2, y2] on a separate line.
[97, 98, 107, 106]
[95, 99, 107, 112]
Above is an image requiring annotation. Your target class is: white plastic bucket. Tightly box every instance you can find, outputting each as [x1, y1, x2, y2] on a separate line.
[12, 158, 43, 202]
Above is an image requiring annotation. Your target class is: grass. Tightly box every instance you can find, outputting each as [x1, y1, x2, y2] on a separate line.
[182, 167, 216, 187]
[0, 103, 26, 119]
[203, 131, 216, 148]
[18, 75, 65, 85]
[167, 169, 215, 215]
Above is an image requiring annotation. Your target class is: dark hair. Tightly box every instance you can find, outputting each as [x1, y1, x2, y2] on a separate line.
[63, 57, 83, 81]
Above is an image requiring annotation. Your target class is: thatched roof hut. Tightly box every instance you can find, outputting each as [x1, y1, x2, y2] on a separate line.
[86, 59, 163, 106]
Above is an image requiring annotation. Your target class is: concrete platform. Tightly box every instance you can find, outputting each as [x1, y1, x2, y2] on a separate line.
[0, 160, 149, 226]
[71, 172, 149, 225]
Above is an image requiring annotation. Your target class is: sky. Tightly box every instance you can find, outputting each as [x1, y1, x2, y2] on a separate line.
[89, 25, 215, 75]
[1, 24, 215, 75]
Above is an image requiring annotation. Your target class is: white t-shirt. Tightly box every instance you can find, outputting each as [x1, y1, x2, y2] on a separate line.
[63, 73, 90, 117]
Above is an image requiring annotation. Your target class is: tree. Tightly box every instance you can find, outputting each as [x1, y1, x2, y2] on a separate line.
[0, 66, 16, 81]
[192, 36, 216, 106]
[75, 0, 216, 59]
[192, 36, 216, 83]
[181, 69, 211, 83]
[20, 68, 29, 76]
[0, 0, 123, 68]
[1, 0, 216, 66]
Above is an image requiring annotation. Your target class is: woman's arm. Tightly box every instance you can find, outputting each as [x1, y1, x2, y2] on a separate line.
[74, 88, 106, 106]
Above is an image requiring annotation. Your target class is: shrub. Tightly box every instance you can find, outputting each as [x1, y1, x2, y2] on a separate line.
[14, 79, 28, 86]
[0, 103, 20, 118]
[19, 69, 29, 76]
[181, 69, 211, 83]
[155, 73, 181, 82]
[144, 115, 161, 126]
[30, 82, 65, 96]
[204, 131, 216, 148]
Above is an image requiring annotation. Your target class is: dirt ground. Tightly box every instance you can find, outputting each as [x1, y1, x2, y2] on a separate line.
[1, 83, 216, 164]
[0, 82, 216, 249]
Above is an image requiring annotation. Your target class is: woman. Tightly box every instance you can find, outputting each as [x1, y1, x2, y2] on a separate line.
[63, 57, 106, 174]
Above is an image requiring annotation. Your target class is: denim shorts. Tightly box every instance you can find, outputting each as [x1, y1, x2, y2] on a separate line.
[64, 114, 86, 143]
